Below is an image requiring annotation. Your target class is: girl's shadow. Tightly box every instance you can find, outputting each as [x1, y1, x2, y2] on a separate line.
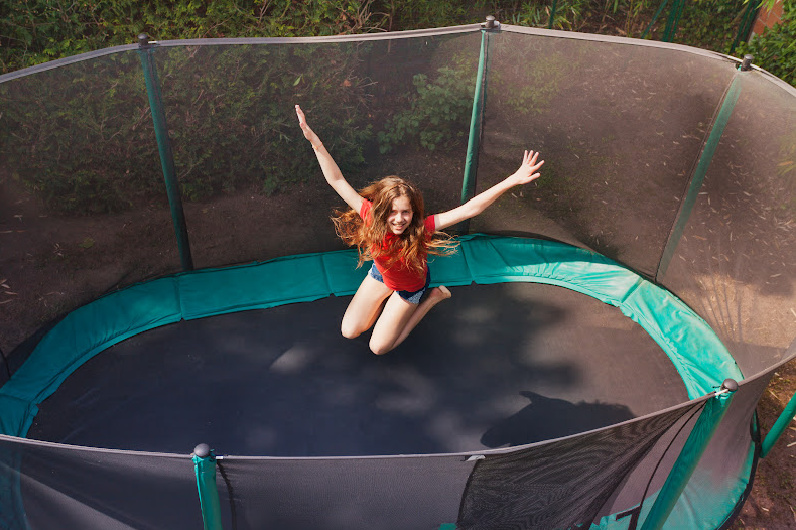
[481, 391, 635, 447]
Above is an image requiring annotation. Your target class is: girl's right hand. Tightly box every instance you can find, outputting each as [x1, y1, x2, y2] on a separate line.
[295, 105, 321, 148]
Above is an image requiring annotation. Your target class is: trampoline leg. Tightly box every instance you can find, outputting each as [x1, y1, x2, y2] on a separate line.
[761, 388, 796, 458]
[193, 443, 224, 530]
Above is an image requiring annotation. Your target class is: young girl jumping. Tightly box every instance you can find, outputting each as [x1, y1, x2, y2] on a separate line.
[296, 104, 544, 355]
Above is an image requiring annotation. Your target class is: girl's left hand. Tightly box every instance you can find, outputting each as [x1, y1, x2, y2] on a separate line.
[511, 150, 544, 185]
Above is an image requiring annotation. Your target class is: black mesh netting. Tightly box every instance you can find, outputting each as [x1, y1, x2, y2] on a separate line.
[457, 402, 701, 529]
[0, 435, 200, 529]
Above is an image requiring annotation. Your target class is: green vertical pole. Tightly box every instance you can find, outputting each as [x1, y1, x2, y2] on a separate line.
[662, 0, 675, 41]
[642, 0, 671, 39]
[730, 0, 761, 54]
[761, 389, 796, 457]
[671, 0, 687, 40]
[192, 443, 224, 530]
[640, 379, 738, 530]
[548, 0, 559, 29]
[656, 72, 744, 279]
[137, 34, 194, 271]
[456, 16, 494, 234]
[662, 0, 686, 42]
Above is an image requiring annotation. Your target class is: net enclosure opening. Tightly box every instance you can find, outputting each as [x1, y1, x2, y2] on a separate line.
[1, 19, 794, 530]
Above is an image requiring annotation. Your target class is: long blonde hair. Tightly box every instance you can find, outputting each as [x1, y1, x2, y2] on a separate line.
[332, 176, 456, 274]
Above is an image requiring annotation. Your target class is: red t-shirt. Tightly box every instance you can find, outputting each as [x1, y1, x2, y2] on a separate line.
[360, 200, 436, 291]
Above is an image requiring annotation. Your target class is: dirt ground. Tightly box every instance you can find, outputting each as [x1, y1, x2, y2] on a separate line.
[731, 360, 796, 530]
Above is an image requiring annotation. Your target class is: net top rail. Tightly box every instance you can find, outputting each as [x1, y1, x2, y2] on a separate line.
[3, 21, 795, 97]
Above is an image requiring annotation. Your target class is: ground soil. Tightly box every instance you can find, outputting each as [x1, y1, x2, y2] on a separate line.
[731, 360, 796, 530]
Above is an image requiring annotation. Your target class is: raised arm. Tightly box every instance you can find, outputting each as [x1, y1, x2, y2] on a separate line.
[296, 104, 364, 213]
[434, 150, 545, 231]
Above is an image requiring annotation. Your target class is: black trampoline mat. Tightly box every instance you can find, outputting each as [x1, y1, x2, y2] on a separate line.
[28, 282, 690, 456]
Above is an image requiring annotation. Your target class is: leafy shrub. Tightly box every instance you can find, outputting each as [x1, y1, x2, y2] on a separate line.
[0, 0, 389, 74]
[669, 0, 749, 52]
[0, 53, 164, 213]
[507, 0, 592, 30]
[5, 0, 793, 80]
[738, 2, 796, 87]
[0, 42, 373, 213]
[491, 44, 574, 117]
[3, 0, 794, 216]
[154, 43, 373, 199]
[384, 0, 474, 30]
[378, 66, 475, 153]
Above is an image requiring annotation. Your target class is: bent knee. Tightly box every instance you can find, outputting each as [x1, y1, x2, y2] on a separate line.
[341, 324, 361, 340]
[369, 339, 393, 356]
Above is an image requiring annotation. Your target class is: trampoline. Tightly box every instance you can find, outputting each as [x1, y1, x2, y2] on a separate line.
[1, 18, 795, 530]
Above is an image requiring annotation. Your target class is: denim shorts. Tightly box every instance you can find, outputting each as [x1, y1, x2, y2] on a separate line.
[369, 264, 430, 304]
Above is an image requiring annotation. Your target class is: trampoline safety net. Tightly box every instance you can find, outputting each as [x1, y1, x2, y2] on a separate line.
[1, 21, 794, 530]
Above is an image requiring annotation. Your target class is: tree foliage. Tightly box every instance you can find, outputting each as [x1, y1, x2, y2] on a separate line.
[1, 0, 793, 215]
[739, 1, 796, 87]
[5, 0, 792, 76]
[0, 43, 374, 213]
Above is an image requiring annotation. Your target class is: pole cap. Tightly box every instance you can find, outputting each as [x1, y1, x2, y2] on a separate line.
[193, 443, 212, 458]
[741, 55, 754, 72]
[484, 15, 497, 29]
[138, 34, 150, 47]
[721, 378, 739, 392]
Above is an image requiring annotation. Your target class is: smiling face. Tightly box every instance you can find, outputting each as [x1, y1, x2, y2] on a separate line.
[387, 194, 414, 235]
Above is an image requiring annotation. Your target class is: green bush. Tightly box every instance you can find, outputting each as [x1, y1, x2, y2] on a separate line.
[0, 0, 390, 74]
[738, 2, 796, 87]
[491, 44, 574, 117]
[507, 0, 592, 30]
[378, 65, 475, 153]
[154, 43, 373, 199]
[0, 54, 164, 213]
[384, 0, 475, 30]
[0, 43, 373, 213]
[6, 0, 789, 79]
[670, 0, 749, 52]
[2, 0, 794, 216]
